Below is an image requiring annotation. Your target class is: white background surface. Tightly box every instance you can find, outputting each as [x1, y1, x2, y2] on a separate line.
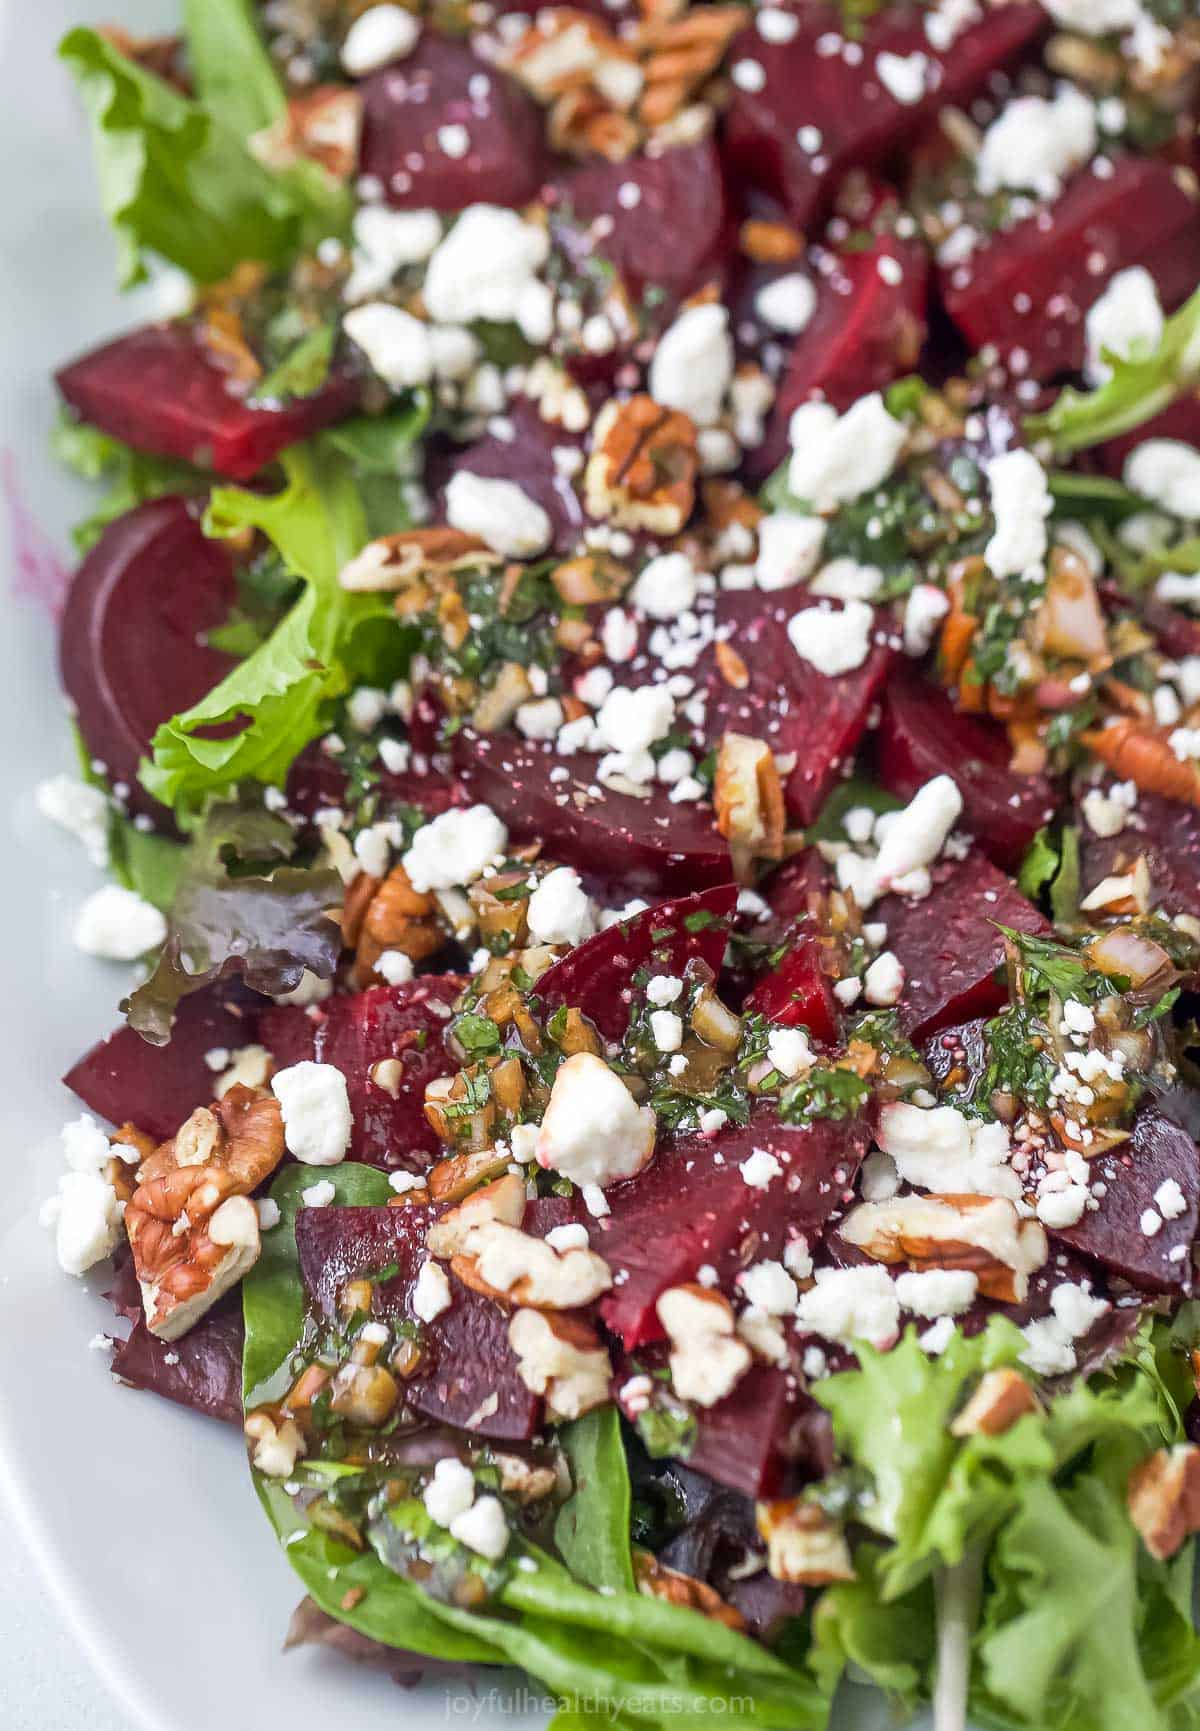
[0, 3, 924, 1727]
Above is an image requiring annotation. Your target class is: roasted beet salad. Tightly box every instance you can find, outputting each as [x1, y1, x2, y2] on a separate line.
[34, 0, 1200, 1726]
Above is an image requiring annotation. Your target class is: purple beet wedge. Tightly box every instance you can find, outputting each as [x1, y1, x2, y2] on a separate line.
[940, 156, 1200, 380]
[754, 228, 930, 478]
[1053, 1107, 1199, 1296]
[359, 31, 548, 210]
[58, 496, 238, 825]
[64, 983, 259, 1142]
[451, 728, 730, 897]
[878, 665, 1058, 869]
[550, 138, 733, 336]
[258, 976, 464, 1171]
[535, 884, 737, 1042]
[56, 322, 359, 480]
[745, 933, 841, 1045]
[598, 1109, 870, 1348]
[283, 741, 462, 827]
[722, 2, 1044, 229]
[1079, 789, 1200, 922]
[110, 1299, 245, 1426]
[878, 850, 1049, 1040]
[706, 589, 897, 826]
[296, 1204, 543, 1439]
[686, 1362, 804, 1501]
[430, 398, 586, 554]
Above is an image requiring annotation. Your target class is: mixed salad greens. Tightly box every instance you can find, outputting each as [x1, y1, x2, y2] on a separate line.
[31, 2, 1200, 1729]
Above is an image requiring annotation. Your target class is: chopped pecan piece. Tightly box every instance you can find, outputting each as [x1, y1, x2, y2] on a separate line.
[508, 1309, 614, 1419]
[339, 527, 495, 593]
[950, 1368, 1040, 1438]
[1128, 1445, 1200, 1561]
[839, 1193, 1049, 1304]
[714, 732, 785, 879]
[249, 86, 364, 180]
[125, 1087, 285, 1339]
[756, 1500, 856, 1586]
[353, 862, 443, 984]
[584, 395, 698, 535]
[633, 1549, 746, 1629]
[426, 1173, 528, 1252]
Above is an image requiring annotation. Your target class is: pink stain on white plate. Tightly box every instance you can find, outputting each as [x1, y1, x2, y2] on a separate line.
[2, 448, 70, 617]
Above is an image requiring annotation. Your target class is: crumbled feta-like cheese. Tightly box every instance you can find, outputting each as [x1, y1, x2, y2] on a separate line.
[341, 4, 420, 74]
[1125, 439, 1200, 520]
[423, 205, 550, 328]
[1084, 266, 1164, 385]
[272, 1062, 353, 1166]
[865, 775, 963, 899]
[976, 85, 1097, 198]
[413, 1258, 453, 1322]
[795, 1265, 900, 1349]
[595, 684, 674, 754]
[1061, 999, 1096, 1036]
[784, 1236, 814, 1281]
[738, 1260, 798, 1315]
[894, 1269, 978, 1317]
[876, 49, 929, 105]
[545, 1223, 590, 1254]
[1041, 0, 1144, 30]
[863, 950, 904, 1006]
[1020, 1281, 1109, 1377]
[1036, 1185, 1090, 1229]
[301, 1179, 336, 1208]
[449, 1494, 509, 1559]
[403, 805, 507, 891]
[423, 1457, 477, 1527]
[755, 272, 817, 334]
[860, 1150, 901, 1203]
[42, 1170, 122, 1275]
[698, 1108, 728, 1134]
[755, 512, 826, 590]
[61, 1114, 114, 1174]
[444, 472, 552, 558]
[73, 884, 167, 960]
[985, 449, 1051, 580]
[631, 552, 698, 620]
[1081, 780, 1138, 838]
[354, 824, 391, 879]
[902, 584, 951, 657]
[256, 1198, 282, 1231]
[646, 974, 683, 1007]
[767, 1027, 815, 1079]
[649, 1009, 683, 1053]
[36, 774, 110, 866]
[343, 303, 437, 389]
[344, 206, 441, 301]
[1155, 1178, 1187, 1221]
[876, 1100, 1020, 1198]
[648, 302, 733, 428]
[811, 558, 884, 603]
[346, 686, 389, 733]
[787, 598, 874, 677]
[516, 697, 564, 741]
[537, 1052, 656, 1187]
[740, 1147, 782, 1189]
[787, 394, 907, 511]
[526, 867, 595, 947]
[375, 950, 415, 988]
[658, 1287, 752, 1406]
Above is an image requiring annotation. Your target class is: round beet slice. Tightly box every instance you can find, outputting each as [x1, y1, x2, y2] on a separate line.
[452, 727, 731, 897]
[56, 321, 360, 481]
[58, 496, 238, 824]
[722, 1, 1044, 229]
[940, 156, 1200, 381]
[877, 664, 1058, 869]
[359, 31, 548, 210]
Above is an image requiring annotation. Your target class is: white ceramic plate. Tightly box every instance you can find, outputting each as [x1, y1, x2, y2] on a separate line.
[0, 6, 929, 1725]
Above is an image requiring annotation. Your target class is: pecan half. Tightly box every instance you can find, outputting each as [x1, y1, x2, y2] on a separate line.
[584, 395, 698, 535]
[714, 731, 785, 879]
[756, 1500, 856, 1586]
[950, 1368, 1039, 1438]
[508, 1308, 614, 1420]
[126, 1087, 285, 1339]
[633, 1549, 746, 1629]
[839, 1193, 1049, 1303]
[1128, 1445, 1200, 1560]
[353, 862, 443, 984]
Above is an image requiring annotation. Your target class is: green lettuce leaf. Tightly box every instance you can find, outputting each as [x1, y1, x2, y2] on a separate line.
[139, 441, 397, 817]
[554, 1407, 635, 1594]
[181, 0, 288, 143]
[1017, 823, 1081, 925]
[59, 26, 347, 287]
[1025, 284, 1200, 458]
[51, 412, 205, 552]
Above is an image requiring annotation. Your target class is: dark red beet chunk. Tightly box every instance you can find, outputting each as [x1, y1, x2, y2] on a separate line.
[284, 741, 462, 827]
[551, 138, 732, 318]
[754, 230, 929, 478]
[1079, 790, 1200, 921]
[598, 1109, 870, 1348]
[56, 322, 358, 480]
[58, 496, 238, 825]
[722, 2, 1044, 229]
[940, 157, 1200, 380]
[1054, 1108, 1199, 1296]
[359, 32, 548, 211]
[451, 728, 730, 898]
[104, 1256, 244, 1424]
[878, 665, 1058, 869]
[706, 590, 896, 826]
[64, 983, 258, 1141]
[535, 885, 736, 1042]
[685, 1363, 802, 1501]
[258, 976, 463, 1171]
[296, 1205, 541, 1439]
[745, 932, 840, 1045]
[431, 399, 585, 554]
[879, 850, 1049, 1040]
